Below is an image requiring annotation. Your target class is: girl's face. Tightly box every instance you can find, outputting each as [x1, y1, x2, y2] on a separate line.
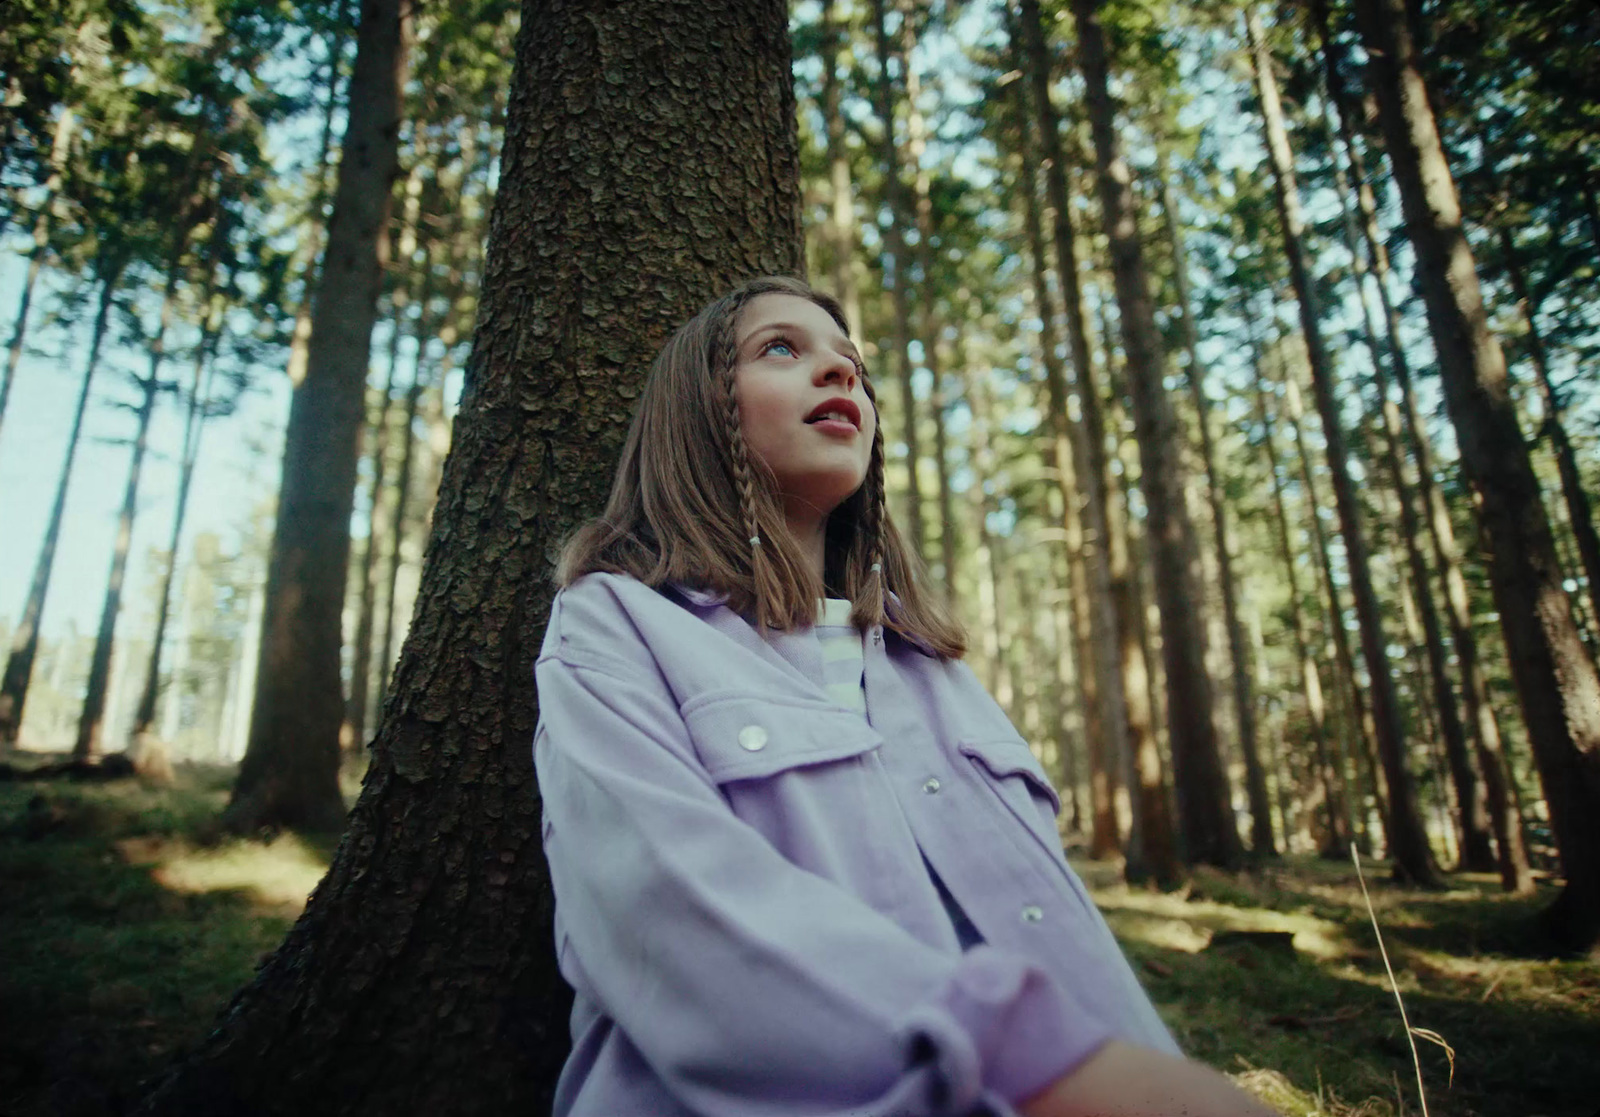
[732, 293, 876, 524]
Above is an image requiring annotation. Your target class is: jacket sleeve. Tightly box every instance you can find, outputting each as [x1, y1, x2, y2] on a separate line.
[534, 644, 1115, 1117]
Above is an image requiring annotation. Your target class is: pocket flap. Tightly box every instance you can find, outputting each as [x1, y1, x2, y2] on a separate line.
[682, 692, 882, 783]
[957, 735, 1062, 815]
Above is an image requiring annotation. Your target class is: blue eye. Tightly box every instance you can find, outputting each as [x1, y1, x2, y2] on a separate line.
[763, 339, 797, 358]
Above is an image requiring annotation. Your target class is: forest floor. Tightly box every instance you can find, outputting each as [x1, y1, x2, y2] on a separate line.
[0, 765, 1596, 1117]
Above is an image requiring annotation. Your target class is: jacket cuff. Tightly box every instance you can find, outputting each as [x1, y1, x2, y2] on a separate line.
[894, 947, 1114, 1114]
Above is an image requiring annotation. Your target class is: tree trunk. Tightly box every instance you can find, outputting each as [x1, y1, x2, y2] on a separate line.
[74, 368, 161, 761]
[1159, 170, 1273, 856]
[130, 291, 223, 750]
[1016, 0, 1132, 861]
[1247, 323, 1350, 852]
[1247, 8, 1437, 886]
[1072, 0, 1239, 870]
[136, 2, 802, 1110]
[818, 0, 859, 334]
[1308, 0, 1529, 888]
[1352, 0, 1600, 950]
[0, 263, 122, 746]
[224, 0, 411, 834]
[1497, 226, 1600, 643]
[869, 0, 923, 554]
[0, 108, 75, 447]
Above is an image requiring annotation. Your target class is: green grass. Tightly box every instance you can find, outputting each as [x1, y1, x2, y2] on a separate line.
[1, 768, 1596, 1116]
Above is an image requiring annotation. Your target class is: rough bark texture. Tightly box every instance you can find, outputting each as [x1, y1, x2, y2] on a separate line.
[137, 2, 802, 1111]
[1073, 0, 1239, 869]
[1353, 0, 1600, 951]
[224, 0, 410, 834]
[1248, 9, 1438, 886]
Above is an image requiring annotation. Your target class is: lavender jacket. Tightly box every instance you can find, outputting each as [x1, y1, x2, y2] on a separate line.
[534, 572, 1179, 1117]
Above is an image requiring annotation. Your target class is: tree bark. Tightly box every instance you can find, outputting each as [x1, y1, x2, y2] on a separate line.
[0, 263, 122, 746]
[224, 0, 411, 834]
[1353, 0, 1600, 950]
[1247, 7, 1437, 885]
[1071, 0, 1239, 869]
[137, 2, 802, 1110]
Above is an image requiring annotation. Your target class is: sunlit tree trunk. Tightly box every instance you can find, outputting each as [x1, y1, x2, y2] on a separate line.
[1016, 0, 1132, 860]
[138, 2, 803, 1110]
[1497, 226, 1600, 641]
[1248, 8, 1436, 885]
[1308, 0, 1530, 888]
[1159, 170, 1273, 856]
[0, 261, 124, 747]
[1072, 0, 1239, 869]
[868, 0, 923, 553]
[226, 0, 411, 834]
[818, 0, 859, 334]
[1246, 327, 1349, 852]
[1353, 0, 1600, 949]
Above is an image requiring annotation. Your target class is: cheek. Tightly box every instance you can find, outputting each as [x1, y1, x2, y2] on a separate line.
[735, 376, 792, 461]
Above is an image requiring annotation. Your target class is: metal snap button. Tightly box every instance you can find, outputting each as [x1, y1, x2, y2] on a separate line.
[1020, 905, 1044, 923]
[737, 725, 768, 752]
[922, 777, 942, 794]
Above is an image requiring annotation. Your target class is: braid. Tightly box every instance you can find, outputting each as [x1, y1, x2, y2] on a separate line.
[859, 418, 888, 626]
[715, 293, 775, 626]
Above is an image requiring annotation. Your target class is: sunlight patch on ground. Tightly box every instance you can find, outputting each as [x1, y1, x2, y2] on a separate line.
[1090, 884, 1350, 959]
[116, 833, 329, 912]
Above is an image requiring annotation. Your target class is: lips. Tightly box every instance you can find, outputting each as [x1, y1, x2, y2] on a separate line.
[803, 397, 861, 430]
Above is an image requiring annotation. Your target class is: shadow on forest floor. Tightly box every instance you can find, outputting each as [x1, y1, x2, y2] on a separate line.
[0, 764, 1596, 1117]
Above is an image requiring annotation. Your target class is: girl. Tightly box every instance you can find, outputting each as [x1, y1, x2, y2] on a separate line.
[533, 276, 1273, 1117]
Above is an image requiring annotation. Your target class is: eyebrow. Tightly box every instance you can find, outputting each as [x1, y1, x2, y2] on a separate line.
[745, 321, 862, 362]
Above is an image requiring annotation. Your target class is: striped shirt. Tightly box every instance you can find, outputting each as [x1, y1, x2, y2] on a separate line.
[816, 598, 985, 952]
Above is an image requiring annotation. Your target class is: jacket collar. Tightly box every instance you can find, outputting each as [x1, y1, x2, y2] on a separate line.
[664, 580, 935, 656]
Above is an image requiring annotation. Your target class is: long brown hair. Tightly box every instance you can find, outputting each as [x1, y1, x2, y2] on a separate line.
[556, 275, 965, 658]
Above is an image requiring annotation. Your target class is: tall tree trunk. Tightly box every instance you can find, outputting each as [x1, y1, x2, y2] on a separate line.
[868, 0, 923, 554]
[1319, 111, 1493, 871]
[137, 3, 802, 1110]
[1351, 0, 1600, 949]
[129, 287, 224, 750]
[1308, 0, 1529, 889]
[0, 108, 75, 446]
[818, 0, 859, 334]
[1015, 0, 1132, 861]
[900, 17, 957, 597]
[1497, 226, 1600, 640]
[225, 0, 411, 834]
[1072, 0, 1239, 869]
[1247, 8, 1437, 885]
[287, 0, 354, 388]
[74, 368, 162, 761]
[1159, 170, 1273, 856]
[0, 263, 123, 746]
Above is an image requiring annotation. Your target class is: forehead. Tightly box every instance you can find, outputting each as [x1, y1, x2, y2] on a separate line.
[735, 293, 847, 339]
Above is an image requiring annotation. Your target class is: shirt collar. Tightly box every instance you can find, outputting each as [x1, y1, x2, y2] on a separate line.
[665, 580, 935, 656]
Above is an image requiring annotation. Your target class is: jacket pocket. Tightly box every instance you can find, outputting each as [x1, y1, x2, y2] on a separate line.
[681, 691, 883, 784]
[957, 735, 1064, 855]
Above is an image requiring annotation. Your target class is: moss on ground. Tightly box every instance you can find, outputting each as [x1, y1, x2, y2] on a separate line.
[1, 768, 1595, 1116]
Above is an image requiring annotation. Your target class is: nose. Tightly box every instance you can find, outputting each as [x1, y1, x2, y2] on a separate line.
[816, 348, 858, 390]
